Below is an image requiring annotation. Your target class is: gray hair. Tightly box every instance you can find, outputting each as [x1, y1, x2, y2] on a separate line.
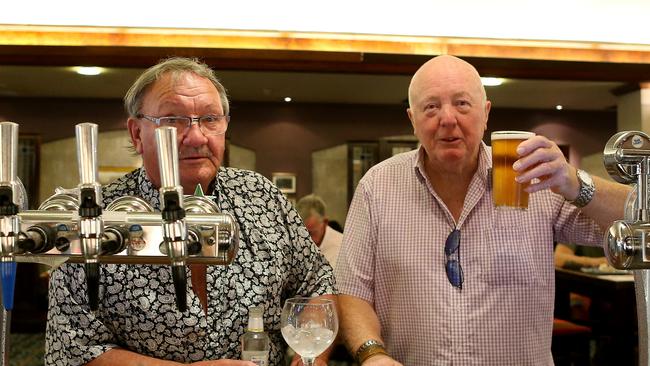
[296, 194, 327, 220]
[124, 57, 229, 117]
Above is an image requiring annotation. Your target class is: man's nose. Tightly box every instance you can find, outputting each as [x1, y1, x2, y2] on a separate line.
[180, 123, 208, 147]
[439, 104, 457, 126]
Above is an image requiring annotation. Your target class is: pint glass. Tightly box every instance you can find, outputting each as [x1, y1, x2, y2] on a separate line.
[491, 131, 535, 209]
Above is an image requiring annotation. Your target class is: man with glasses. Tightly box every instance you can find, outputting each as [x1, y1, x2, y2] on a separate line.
[336, 55, 630, 365]
[45, 57, 336, 366]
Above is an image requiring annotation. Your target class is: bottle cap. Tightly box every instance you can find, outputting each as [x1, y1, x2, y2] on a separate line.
[248, 306, 264, 331]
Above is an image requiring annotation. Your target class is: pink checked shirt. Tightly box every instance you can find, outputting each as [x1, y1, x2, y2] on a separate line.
[336, 143, 602, 365]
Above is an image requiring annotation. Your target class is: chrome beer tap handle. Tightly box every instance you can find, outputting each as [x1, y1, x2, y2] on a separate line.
[184, 195, 239, 263]
[75, 123, 103, 311]
[155, 127, 189, 312]
[603, 131, 650, 268]
[603, 130, 650, 366]
[604, 131, 650, 222]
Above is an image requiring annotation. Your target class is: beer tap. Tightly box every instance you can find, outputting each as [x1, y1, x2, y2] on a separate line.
[0, 120, 242, 364]
[75, 123, 103, 311]
[602, 131, 650, 365]
[0, 122, 21, 313]
[0, 122, 21, 366]
[603, 131, 650, 268]
[155, 127, 189, 312]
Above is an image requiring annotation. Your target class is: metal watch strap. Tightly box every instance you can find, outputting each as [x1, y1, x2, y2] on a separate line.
[355, 339, 388, 364]
[570, 169, 595, 208]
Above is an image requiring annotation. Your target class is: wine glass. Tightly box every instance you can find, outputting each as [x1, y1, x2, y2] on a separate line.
[281, 297, 338, 366]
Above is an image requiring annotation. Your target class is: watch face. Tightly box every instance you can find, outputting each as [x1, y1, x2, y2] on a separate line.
[578, 170, 593, 185]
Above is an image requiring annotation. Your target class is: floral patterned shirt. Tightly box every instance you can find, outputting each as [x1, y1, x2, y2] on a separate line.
[45, 167, 336, 366]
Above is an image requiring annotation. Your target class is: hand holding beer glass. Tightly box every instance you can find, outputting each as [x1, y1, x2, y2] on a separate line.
[492, 131, 535, 209]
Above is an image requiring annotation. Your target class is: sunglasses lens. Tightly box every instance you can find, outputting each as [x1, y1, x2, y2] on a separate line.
[445, 229, 462, 288]
[445, 229, 460, 255]
[446, 260, 462, 287]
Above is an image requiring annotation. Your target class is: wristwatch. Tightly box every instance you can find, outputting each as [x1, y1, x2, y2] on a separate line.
[355, 339, 388, 364]
[569, 169, 595, 208]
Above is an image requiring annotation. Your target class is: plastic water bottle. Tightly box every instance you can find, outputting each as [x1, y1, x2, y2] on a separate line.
[241, 306, 270, 365]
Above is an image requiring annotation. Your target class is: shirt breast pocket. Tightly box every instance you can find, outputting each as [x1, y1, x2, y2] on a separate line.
[480, 210, 544, 287]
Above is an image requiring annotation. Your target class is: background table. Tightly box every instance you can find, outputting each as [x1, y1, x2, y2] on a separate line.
[555, 268, 637, 365]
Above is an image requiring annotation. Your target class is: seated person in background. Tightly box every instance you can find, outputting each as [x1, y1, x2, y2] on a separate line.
[554, 242, 608, 270]
[296, 194, 343, 270]
[45, 57, 336, 366]
[554, 243, 608, 322]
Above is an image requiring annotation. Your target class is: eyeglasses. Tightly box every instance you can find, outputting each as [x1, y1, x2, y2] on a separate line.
[444, 229, 463, 289]
[137, 114, 230, 136]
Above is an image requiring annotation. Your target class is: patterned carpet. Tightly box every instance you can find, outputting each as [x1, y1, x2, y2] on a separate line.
[7, 333, 44, 366]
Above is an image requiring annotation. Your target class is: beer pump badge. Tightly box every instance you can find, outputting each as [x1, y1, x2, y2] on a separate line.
[632, 135, 644, 149]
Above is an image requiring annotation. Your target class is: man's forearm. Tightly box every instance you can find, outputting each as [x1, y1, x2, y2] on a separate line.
[581, 176, 631, 230]
[86, 348, 180, 366]
[338, 294, 384, 357]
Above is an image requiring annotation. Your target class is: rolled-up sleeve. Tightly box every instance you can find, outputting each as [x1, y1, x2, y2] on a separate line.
[336, 175, 377, 304]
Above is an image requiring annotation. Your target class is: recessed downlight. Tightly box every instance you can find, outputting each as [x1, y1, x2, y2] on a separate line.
[73, 66, 104, 76]
[480, 77, 504, 87]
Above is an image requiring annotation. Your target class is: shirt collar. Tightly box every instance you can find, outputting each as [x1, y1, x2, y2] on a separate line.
[135, 167, 161, 209]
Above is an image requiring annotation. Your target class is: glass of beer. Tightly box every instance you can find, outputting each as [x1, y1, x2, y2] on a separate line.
[491, 131, 535, 209]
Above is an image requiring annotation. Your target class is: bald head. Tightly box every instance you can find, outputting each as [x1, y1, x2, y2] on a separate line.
[408, 55, 487, 109]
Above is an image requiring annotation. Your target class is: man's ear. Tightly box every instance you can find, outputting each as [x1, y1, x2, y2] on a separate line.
[407, 108, 416, 132]
[127, 118, 144, 154]
[484, 100, 492, 131]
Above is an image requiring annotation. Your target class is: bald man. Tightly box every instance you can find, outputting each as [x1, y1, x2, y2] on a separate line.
[336, 55, 629, 365]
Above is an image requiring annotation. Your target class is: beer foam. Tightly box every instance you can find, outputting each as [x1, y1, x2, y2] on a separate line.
[491, 131, 535, 140]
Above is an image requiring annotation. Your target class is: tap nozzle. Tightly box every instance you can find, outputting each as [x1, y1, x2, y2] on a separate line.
[78, 188, 102, 311]
[161, 190, 188, 312]
[76, 123, 103, 311]
[156, 127, 189, 312]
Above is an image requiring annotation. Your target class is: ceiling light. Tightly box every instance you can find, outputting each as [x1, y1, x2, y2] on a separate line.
[73, 66, 104, 76]
[556, 105, 563, 110]
[480, 77, 504, 87]
[284, 96, 292, 102]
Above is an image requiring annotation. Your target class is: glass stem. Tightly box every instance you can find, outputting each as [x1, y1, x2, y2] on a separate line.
[301, 356, 316, 366]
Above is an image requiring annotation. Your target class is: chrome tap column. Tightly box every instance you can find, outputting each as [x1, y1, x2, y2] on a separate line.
[603, 131, 650, 365]
[0, 122, 20, 366]
[0, 122, 20, 312]
[155, 127, 189, 312]
[75, 123, 103, 311]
